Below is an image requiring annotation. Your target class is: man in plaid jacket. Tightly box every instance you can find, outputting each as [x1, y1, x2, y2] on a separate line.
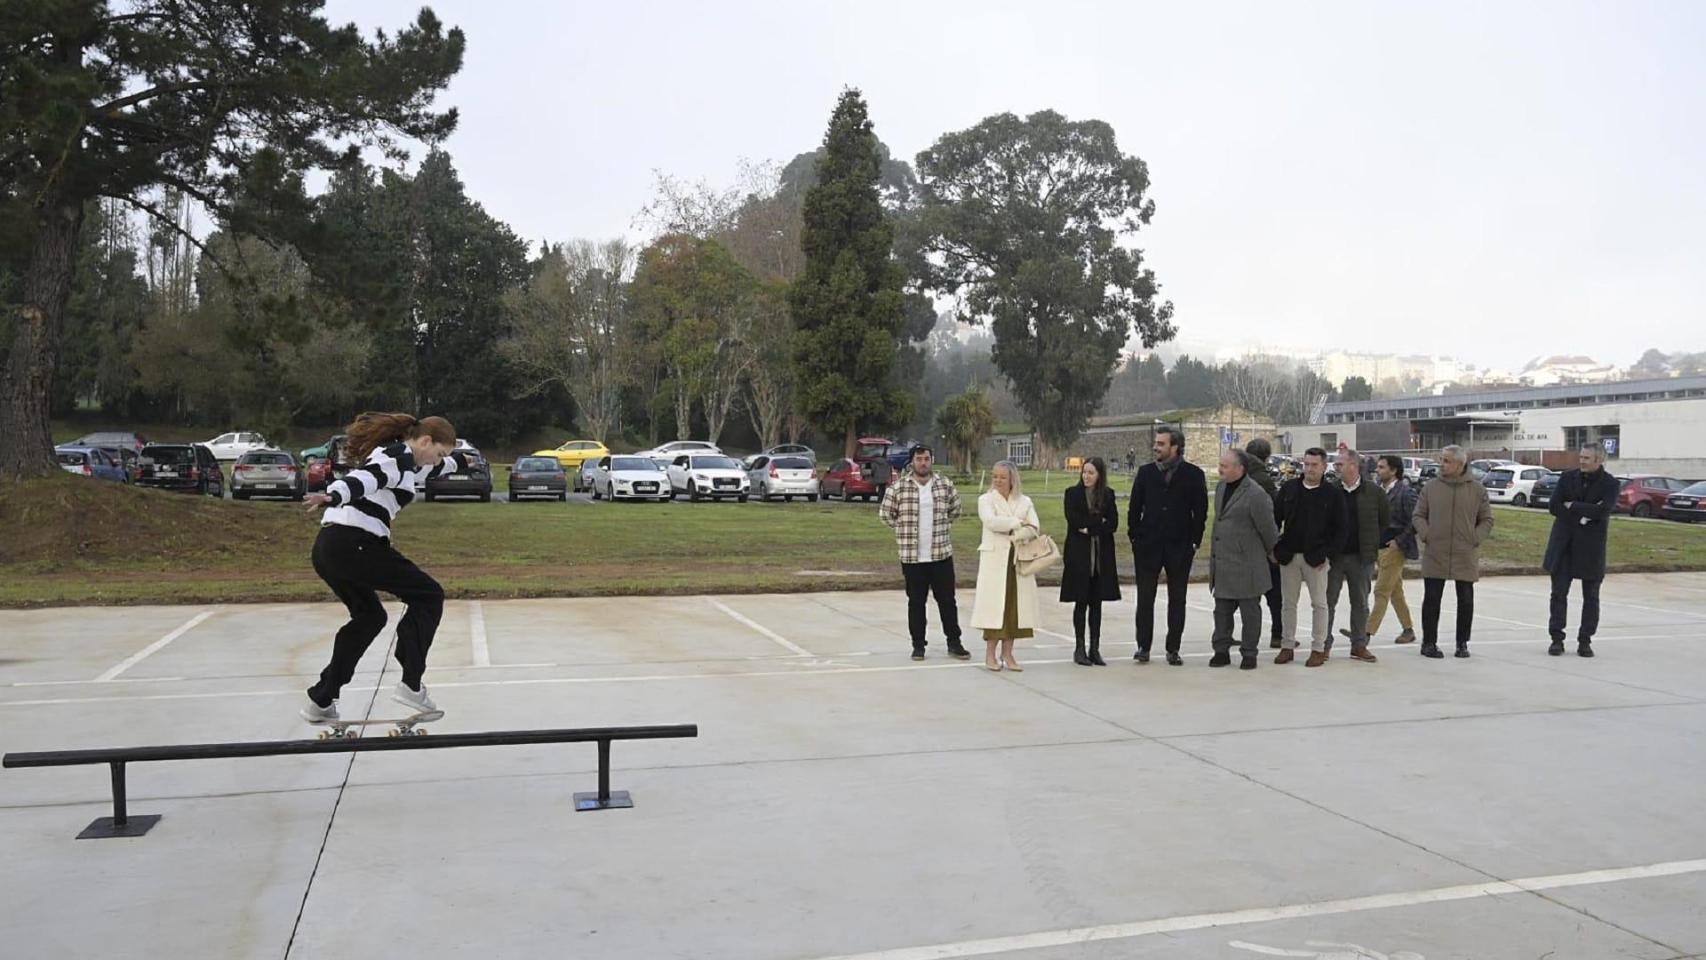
[880, 445, 970, 661]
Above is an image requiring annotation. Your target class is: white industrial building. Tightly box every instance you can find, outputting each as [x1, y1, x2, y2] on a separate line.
[1271, 375, 1706, 479]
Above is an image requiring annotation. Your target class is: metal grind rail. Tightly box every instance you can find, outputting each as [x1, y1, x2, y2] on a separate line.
[3, 723, 698, 838]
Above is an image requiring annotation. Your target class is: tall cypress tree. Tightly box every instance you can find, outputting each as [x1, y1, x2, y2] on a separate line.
[789, 89, 911, 457]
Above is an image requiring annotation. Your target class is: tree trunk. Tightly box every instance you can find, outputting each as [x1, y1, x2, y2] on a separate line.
[843, 424, 857, 459]
[1, 197, 85, 479]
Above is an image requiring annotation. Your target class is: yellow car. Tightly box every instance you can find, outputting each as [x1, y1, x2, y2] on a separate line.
[532, 440, 610, 473]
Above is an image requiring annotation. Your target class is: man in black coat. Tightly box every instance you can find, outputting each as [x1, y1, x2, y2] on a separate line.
[1127, 427, 1209, 665]
[1544, 444, 1620, 657]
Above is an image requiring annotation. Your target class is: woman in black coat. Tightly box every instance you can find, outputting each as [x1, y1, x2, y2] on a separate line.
[1061, 457, 1122, 665]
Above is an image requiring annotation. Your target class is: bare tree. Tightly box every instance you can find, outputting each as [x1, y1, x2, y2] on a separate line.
[1214, 357, 1292, 422]
[740, 282, 793, 448]
[500, 238, 636, 442]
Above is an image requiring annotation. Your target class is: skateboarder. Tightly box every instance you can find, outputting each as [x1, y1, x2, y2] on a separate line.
[299, 413, 468, 725]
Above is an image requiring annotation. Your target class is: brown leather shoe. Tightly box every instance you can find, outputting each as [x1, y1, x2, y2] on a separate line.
[1350, 644, 1378, 662]
[1274, 648, 1295, 665]
[1305, 650, 1327, 667]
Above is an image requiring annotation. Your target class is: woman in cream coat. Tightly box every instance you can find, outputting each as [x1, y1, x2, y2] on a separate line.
[972, 461, 1042, 672]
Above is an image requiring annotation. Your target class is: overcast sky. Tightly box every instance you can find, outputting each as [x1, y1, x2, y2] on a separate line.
[326, 0, 1705, 372]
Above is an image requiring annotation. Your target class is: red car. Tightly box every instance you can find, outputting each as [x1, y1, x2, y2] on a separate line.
[820, 458, 883, 502]
[1616, 474, 1689, 518]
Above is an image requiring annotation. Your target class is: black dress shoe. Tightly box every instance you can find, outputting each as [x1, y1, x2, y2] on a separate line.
[1421, 643, 1444, 659]
[1577, 642, 1595, 658]
[1240, 656, 1258, 670]
[1208, 652, 1231, 667]
[1134, 650, 1150, 663]
[947, 645, 972, 661]
[1548, 639, 1565, 656]
[911, 649, 926, 661]
[1166, 651, 1183, 666]
[1454, 643, 1471, 659]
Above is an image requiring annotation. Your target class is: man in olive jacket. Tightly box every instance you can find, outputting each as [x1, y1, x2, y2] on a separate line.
[1412, 445, 1494, 659]
[1543, 444, 1620, 657]
[1327, 448, 1391, 662]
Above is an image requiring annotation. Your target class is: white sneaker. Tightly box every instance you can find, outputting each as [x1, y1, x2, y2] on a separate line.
[300, 696, 340, 724]
[391, 681, 439, 716]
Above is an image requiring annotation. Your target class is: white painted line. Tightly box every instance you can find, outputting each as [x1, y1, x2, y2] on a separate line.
[705, 597, 813, 657]
[1035, 628, 1076, 643]
[802, 858, 1706, 960]
[93, 610, 216, 682]
[13, 677, 186, 687]
[469, 601, 490, 668]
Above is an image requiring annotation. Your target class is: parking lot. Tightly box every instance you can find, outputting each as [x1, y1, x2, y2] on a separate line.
[3, 572, 1703, 959]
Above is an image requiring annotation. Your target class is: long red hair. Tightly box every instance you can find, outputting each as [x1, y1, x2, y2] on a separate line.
[344, 412, 455, 462]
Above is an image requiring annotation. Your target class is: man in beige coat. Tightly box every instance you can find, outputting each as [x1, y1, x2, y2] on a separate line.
[1411, 445, 1494, 659]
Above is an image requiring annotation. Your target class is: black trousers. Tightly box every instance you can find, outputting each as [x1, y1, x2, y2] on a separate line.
[1133, 542, 1194, 653]
[1072, 601, 1104, 644]
[1264, 561, 1284, 639]
[1421, 577, 1475, 647]
[902, 557, 961, 650]
[1548, 567, 1603, 641]
[308, 524, 445, 705]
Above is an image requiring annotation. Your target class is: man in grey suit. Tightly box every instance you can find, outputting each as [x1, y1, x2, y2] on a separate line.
[1209, 449, 1279, 670]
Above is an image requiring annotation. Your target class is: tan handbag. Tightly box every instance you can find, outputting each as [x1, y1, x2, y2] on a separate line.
[1014, 532, 1062, 577]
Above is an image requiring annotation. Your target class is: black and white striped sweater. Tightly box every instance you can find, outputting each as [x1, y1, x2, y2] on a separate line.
[322, 443, 468, 539]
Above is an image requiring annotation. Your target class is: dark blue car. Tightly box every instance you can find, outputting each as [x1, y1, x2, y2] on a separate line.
[55, 446, 128, 483]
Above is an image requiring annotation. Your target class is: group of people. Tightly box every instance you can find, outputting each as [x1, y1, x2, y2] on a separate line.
[879, 433, 1620, 672]
[291, 412, 1621, 725]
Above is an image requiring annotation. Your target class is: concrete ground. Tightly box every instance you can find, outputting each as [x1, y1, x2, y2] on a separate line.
[2, 573, 1703, 960]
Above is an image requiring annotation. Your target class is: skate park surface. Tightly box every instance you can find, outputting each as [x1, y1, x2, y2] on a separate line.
[2, 572, 1704, 959]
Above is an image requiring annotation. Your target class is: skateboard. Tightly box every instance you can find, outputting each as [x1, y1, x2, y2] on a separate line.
[311, 710, 444, 739]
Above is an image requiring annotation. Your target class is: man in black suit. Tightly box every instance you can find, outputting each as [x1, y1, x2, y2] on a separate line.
[1128, 427, 1209, 664]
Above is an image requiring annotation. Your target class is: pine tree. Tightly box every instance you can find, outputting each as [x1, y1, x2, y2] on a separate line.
[788, 90, 911, 457]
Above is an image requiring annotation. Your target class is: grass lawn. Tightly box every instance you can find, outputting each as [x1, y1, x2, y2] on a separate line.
[3, 473, 1703, 607]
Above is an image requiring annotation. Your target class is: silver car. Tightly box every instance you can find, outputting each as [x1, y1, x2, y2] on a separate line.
[747, 455, 820, 502]
[593, 455, 672, 502]
[231, 449, 306, 500]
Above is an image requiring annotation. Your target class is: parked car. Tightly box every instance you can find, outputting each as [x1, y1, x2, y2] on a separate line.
[95, 445, 140, 482]
[137, 443, 225, 497]
[204, 431, 272, 461]
[424, 440, 492, 501]
[638, 440, 724, 465]
[742, 443, 817, 469]
[303, 434, 349, 492]
[71, 430, 147, 454]
[1399, 457, 1437, 483]
[1483, 465, 1550, 507]
[575, 458, 600, 493]
[508, 456, 568, 502]
[54, 446, 128, 483]
[592, 455, 671, 502]
[1662, 480, 1706, 523]
[1418, 461, 1488, 486]
[851, 437, 898, 496]
[1529, 470, 1562, 509]
[1470, 459, 1520, 475]
[531, 439, 610, 473]
[748, 455, 820, 502]
[231, 450, 306, 500]
[886, 439, 923, 471]
[821, 457, 883, 501]
[667, 454, 749, 501]
[1616, 475, 1687, 518]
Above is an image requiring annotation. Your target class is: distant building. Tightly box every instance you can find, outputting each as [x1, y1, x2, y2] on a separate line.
[1520, 354, 1620, 386]
[985, 405, 1275, 471]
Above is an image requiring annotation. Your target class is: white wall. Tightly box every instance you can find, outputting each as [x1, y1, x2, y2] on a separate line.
[1517, 397, 1706, 478]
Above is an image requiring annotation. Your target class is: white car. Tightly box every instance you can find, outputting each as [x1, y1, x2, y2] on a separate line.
[1484, 465, 1550, 507]
[592, 455, 672, 502]
[668, 454, 749, 501]
[639, 440, 723, 465]
[204, 431, 270, 461]
[742, 443, 817, 469]
[747, 454, 820, 502]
